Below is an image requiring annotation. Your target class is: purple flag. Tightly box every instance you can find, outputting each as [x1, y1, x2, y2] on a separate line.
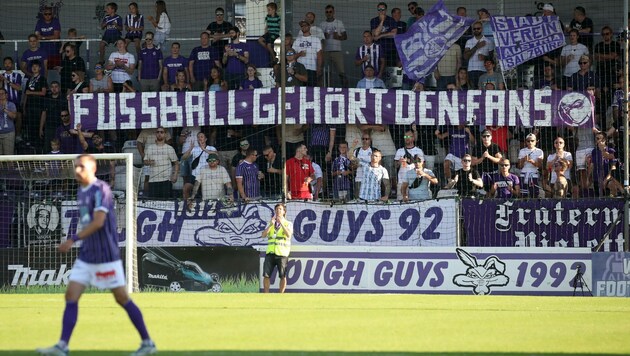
[491, 16, 565, 71]
[394, 0, 475, 81]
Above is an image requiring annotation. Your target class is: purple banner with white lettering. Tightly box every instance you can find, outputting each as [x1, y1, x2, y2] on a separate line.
[491, 16, 565, 71]
[394, 0, 475, 81]
[463, 199, 625, 251]
[70, 88, 595, 130]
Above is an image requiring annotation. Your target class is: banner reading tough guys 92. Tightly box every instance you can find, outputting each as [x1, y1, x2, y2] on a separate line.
[70, 88, 595, 130]
[59, 199, 458, 247]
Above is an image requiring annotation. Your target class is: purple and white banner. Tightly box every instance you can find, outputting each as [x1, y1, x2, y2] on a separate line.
[394, 0, 474, 81]
[261, 246, 592, 295]
[592, 252, 630, 297]
[60, 199, 457, 247]
[491, 16, 565, 71]
[70, 88, 595, 130]
[463, 199, 625, 251]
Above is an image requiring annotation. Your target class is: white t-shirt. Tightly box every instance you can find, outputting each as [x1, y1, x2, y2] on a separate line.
[310, 161, 323, 197]
[547, 151, 573, 183]
[465, 36, 493, 72]
[197, 165, 231, 200]
[144, 143, 178, 182]
[518, 147, 544, 175]
[294, 35, 322, 71]
[320, 19, 346, 52]
[297, 26, 325, 42]
[371, 127, 396, 156]
[108, 51, 136, 84]
[354, 147, 373, 182]
[394, 146, 425, 182]
[560, 43, 589, 77]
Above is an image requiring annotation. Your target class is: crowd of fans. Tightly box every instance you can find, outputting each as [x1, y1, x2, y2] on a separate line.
[0, 2, 627, 202]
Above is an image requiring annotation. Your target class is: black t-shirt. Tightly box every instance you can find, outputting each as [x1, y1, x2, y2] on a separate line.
[213, 126, 241, 151]
[453, 168, 481, 197]
[43, 95, 68, 131]
[569, 17, 594, 48]
[60, 55, 86, 91]
[25, 75, 49, 112]
[472, 142, 501, 174]
[206, 21, 233, 51]
[259, 154, 283, 195]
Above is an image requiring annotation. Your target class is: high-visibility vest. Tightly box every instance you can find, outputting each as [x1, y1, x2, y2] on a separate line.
[265, 221, 291, 257]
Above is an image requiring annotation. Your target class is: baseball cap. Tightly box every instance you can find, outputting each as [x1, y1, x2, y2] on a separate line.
[206, 153, 219, 162]
[240, 139, 250, 146]
[542, 3, 554, 12]
[526, 133, 537, 141]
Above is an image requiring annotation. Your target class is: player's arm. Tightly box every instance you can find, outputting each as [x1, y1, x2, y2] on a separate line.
[60, 211, 106, 252]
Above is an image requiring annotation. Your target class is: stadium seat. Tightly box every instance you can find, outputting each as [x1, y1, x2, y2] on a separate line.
[122, 140, 143, 167]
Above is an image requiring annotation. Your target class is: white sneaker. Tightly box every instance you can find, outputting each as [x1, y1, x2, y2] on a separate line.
[35, 344, 68, 356]
[131, 340, 157, 356]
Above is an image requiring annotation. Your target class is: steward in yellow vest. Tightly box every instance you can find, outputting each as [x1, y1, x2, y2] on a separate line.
[262, 203, 293, 293]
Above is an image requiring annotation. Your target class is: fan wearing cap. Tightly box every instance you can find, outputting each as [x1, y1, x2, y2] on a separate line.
[275, 48, 307, 87]
[293, 19, 323, 87]
[401, 155, 437, 202]
[190, 153, 233, 206]
[566, 55, 598, 92]
[517, 133, 544, 198]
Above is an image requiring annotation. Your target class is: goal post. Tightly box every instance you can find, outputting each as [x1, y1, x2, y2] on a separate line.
[0, 153, 139, 294]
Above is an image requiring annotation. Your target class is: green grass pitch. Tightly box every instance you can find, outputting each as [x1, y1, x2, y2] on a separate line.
[1, 293, 629, 355]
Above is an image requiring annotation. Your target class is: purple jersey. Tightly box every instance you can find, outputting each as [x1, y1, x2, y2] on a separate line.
[163, 56, 188, 84]
[1, 71, 23, 105]
[35, 18, 61, 56]
[490, 172, 520, 199]
[21, 48, 48, 74]
[332, 155, 352, 193]
[103, 14, 123, 38]
[240, 78, 263, 89]
[224, 43, 248, 74]
[447, 126, 470, 158]
[355, 44, 383, 74]
[190, 46, 220, 80]
[76, 179, 120, 263]
[235, 160, 260, 199]
[590, 147, 617, 183]
[125, 13, 144, 38]
[56, 124, 84, 154]
[138, 47, 163, 79]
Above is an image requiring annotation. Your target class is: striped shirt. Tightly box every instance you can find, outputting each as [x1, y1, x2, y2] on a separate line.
[266, 15, 281, 36]
[332, 155, 351, 193]
[125, 14, 144, 37]
[103, 14, 123, 38]
[1, 71, 23, 105]
[236, 160, 261, 199]
[77, 179, 120, 264]
[359, 163, 389, 201]
[355, 43, 383, 74]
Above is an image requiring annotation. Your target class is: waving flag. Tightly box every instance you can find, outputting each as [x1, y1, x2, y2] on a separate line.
[394, 0, 475, 81]
[491, 16, 565, 71]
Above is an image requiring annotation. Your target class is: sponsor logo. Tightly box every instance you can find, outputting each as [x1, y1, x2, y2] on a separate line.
[147, 273, 168, 280]
[8, 264, 70, 286]
[95, 269, 116, 280]
[452, 248, 509, 295]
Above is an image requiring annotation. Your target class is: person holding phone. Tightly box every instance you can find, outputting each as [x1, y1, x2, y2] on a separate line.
[261, 203, 293, 293]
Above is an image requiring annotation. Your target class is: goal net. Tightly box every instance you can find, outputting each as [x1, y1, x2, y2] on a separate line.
[0, 153, 140, 294]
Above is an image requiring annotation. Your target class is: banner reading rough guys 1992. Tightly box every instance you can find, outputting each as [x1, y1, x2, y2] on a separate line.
[70, 88, 595, 131]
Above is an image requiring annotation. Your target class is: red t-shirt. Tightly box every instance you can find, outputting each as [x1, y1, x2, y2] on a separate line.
[487, 126, 509, 153]
[286, 157, 314, 199]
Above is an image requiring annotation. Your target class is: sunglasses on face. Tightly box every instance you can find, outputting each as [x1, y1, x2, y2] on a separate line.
[462, 159, 472, 163]
[482, 135, 491, 138]
[207, 159, 218, 162]
[526, 139, 536, 142]
[473, 28, 482, 30]
[362, 138, 370, 140]
[579, 62, 589, 65]
[403, 135, 413, 139]
[286, 52, 295, 56]
[95, 66, 103, 70]
[326, 10, 333, 13]
[377, 8, 386, 11]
